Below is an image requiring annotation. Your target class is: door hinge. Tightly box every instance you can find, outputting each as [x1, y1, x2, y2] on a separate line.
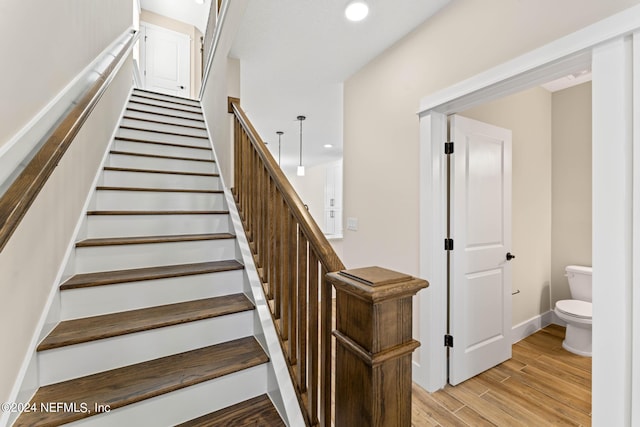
[444, 334, 454, 347]
[444, 238, 454, 251]
[445, 141, 454, 154]
[144, 35, 148, 42]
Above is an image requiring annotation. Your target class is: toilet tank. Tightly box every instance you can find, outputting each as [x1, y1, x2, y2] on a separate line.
[566, 265, 592, 302]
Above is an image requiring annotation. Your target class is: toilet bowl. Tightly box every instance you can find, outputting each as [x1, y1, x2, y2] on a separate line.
[554, 265, 592, 357]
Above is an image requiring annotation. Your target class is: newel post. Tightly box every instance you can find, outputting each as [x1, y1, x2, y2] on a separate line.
[326, 267, 428, 427]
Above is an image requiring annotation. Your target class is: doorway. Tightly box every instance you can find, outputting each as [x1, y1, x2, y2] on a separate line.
[139, 23, 191, 98]
[414, 16, 640, 425]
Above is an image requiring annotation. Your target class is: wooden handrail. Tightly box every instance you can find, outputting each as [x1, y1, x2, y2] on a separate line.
[0, 29, 138, 253]
[228, 99, 345, 273]
[228, 97, 426, 426]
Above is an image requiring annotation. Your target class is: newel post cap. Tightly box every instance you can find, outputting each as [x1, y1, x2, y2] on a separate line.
[326, 266, 428, 302]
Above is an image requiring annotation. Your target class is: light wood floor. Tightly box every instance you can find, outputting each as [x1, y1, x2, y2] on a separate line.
[411, 324, 592, 426]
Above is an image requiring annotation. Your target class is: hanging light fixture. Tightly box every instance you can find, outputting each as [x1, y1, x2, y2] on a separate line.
[296, 116, 306, 176]
[276, 131, 284, 166]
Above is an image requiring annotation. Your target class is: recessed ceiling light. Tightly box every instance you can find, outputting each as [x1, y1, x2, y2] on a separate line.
[345, 1, 369, 22]
[324, 144, 333, 148]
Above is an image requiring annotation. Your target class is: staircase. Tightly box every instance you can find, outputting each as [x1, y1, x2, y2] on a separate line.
[14, 89, 286, 426]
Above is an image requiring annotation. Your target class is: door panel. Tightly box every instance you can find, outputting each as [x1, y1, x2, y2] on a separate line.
[449, 115, 512, 385]
[142, 24, 190, 98]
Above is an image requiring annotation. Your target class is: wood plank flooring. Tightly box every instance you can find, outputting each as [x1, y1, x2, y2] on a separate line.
[412, 325, 591, 426]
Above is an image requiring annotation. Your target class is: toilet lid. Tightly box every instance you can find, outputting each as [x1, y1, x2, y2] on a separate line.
[556, 300, 592, 319]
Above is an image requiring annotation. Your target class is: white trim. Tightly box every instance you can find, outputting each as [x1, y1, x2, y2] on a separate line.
[1, 85, 134, 427]
[418, 3, 640, 115]
[223, 189, 304, 427]
[632, 29, 640, 427]
[415, 7, 640, 420]
[510, 311, 553, 344]
[591, 36, 633, 427]
[0, 29, 135, 198]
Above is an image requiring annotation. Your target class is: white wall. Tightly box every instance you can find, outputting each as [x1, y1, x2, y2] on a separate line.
[200, 1, 248, 189]
[551, 82, 592, 304]
[342, 0, 640, 299]
[0, 0, 132, 407]
[462, 87, 553, 326]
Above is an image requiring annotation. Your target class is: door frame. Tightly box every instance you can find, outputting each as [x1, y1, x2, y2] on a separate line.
[415, 5, 640, 426]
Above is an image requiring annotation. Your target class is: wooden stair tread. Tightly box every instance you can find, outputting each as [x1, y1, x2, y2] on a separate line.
[123, 115, 207, 130]
[129, 99, 204, 115]
[38, 294, 254, 351]
[114, 136, 211, 150]
[126, 107, 205, 123]
[103, 166, 219, 177]
[86, 210, 229, 216]
[61, 259, 244, 290]
[133, 88, 198, 103]
[131, 91, 201, 108]
[109, 150, 215, 163]
[120, 125, 209, 140]
[95, 186, 223, 194]
[177, 394, 285, 427]
[76, 232, 235, 247]
[15, 337, 268, 427]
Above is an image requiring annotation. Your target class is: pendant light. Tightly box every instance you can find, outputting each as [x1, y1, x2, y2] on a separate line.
[276, 131, 283, 166]
[296, 115, 306, 176]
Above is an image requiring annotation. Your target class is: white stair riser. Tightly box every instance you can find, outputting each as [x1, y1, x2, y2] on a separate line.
[93, 190, 226, 211]
[102, 170, 221, 190]
[117, 128, 210, 148]
[121, 118, 208, 138]
[130, 95, 202, 113]
[125, 109, 204, 128]
[85, 214, 231, 238]
[65, 364, 269, 427]
[61, 270, 246, 319]
[108, 153, 217, 174]
[74, 239, 237, 273]
[113, 139, 212, 160]
[127, 102, 204, 121]
[38, 311, 254, 385]
[132, 91, 201, 107]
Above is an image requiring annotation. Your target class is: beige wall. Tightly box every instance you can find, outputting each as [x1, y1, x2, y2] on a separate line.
[342, 0, 639, 320]
[0, 0, 132, 405]
[462, 88, 553, 326]
[0, 0, 131, 151]
[140, 9, 203, 98]
[551, 82, 592, 304]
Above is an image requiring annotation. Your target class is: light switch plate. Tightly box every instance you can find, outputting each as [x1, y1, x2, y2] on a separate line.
[346, 217, 358, 231]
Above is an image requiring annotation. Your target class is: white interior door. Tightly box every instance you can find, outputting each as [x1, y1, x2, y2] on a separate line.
[141, 24, 190, 98]
[448, 115, 512, 385]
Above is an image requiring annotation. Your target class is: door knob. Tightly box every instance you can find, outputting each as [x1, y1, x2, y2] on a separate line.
[506, 252, 516, 261]
[178, 85, 185, 89]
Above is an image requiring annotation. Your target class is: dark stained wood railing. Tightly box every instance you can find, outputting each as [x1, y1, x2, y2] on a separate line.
[229, 97, 428, 426]
[0, 29, 138, 253]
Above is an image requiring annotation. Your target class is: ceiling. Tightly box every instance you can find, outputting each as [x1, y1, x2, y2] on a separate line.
[230, 0, 451, 175]
[139, 0, 212, 33]
[139, 0, 451, 174]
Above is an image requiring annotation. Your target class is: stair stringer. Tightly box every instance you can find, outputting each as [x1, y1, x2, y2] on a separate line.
[223, 188, 306, 427]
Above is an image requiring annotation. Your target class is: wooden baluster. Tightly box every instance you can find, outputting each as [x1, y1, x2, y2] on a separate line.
[326, 267, 428, 427]
[232, 118, 238, 200]
[267, 177, 276, 300]
[297, 229, 308, 393]
[288, 214, 298, 365]
[319, 266, 332, 427]
[273, 192, 282, 321]
[280, 199, 290, 341]
[261, 165, 269, 284]
[308, 250, 319, 424]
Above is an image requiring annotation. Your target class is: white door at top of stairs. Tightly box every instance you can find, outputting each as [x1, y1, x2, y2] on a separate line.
[141, 23, 191, 98]
[448, 115, 513, 386]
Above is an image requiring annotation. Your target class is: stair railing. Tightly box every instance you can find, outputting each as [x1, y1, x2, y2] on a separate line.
[0, 29, 138, 253]
[228, 97, 428, 427]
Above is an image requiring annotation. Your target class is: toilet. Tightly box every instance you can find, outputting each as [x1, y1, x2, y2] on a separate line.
[554, 265, 592, 357]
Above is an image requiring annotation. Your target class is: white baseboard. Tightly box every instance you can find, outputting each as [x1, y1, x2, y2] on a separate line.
[511, 310, 554, 344]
